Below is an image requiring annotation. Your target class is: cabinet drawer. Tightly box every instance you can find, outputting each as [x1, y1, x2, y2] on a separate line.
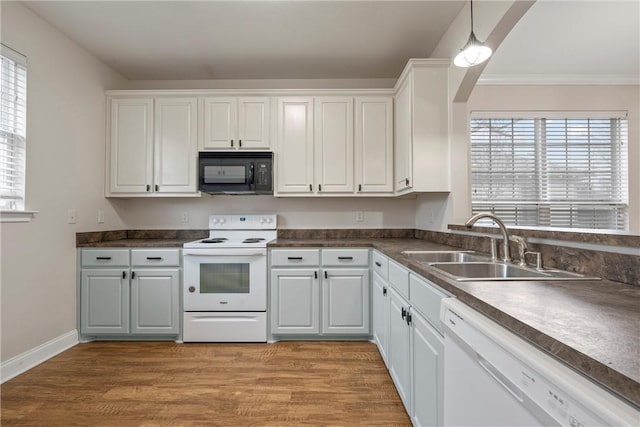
[372, 251, 389, 280]
[409, 274, 448, 334]
[270, 249, 320, 267]
[81, 249, 129, 267]
[322, 249, 369, 267]
[131, 249, 181, 267]
[388, 259, 409, 300]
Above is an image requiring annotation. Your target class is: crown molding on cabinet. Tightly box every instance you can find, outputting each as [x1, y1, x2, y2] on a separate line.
[393, 58, 451, 93]
[106, 88, 396, 97]
[477, 73, 640, 86]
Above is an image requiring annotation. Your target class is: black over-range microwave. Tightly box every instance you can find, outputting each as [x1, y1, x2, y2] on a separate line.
[198, 151, 273, 195]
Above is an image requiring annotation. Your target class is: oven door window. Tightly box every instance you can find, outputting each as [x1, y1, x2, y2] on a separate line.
[203, 165, 246, 184]
[200, 263, 250, 294]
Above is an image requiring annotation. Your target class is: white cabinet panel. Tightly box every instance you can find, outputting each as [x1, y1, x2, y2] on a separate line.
[81, 269, 129, 335]
[395, 77, 412, 192]
[412, 309, 444, 427]
[109, 98, 154, 193]
[355, 97, 393, 193]
[276, 97, 314, 194]
[238, 97, 270, 149]
[130, 269, 180, 334]
[322, 268, 369, 335]
[154, 97, 197, 193]
[388, 287, 412, 413]
[270, 268, 319, 334]
[202, 97, 236, 149]
[314, 97, 354, 193]
[372, 271, 390, 366]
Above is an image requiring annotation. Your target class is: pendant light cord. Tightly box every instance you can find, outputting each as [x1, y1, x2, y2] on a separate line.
[470, 0, 474, 32]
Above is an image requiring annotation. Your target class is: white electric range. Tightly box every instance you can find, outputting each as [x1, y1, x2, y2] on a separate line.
[182, 214, 277, 342]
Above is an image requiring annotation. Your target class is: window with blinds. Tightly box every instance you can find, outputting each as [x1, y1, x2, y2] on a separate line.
[470, 114, 629, 230]
[1, 45, 27, 212]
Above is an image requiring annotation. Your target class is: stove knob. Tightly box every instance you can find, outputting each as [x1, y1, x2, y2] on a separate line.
[259, 218, 266, 224]
[212, 218, 219, 224]
[219, 218, 226, 224]
[188, 286, 196, 293]
[266, 217, 273, 223]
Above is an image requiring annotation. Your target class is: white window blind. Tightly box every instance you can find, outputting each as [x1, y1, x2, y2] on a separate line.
[470, 115, 629, 230]
[1, 45, 27, 211]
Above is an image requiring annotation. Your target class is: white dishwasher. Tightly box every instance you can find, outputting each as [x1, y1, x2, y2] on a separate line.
[441, 298, 639, 427]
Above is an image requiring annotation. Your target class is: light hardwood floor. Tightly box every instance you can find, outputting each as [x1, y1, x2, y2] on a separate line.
[1, 341, 411, 426]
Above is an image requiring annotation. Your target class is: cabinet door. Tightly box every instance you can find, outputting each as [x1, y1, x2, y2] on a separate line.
[411, 309, 444, 427]
[81, 269, 129, 335]
[276, 97, 314, 194]
[130, 269, 180, 335]
[321, 268, 369, 335]
[372, 272, 390, 366]
[314, 97, 354, 193]
[109, 98, 154, 193]
[388, 287, 412, 413]
[202, 97, 237, 149]
[270, 268, 319, 334]
[355, 97, 393, 193]
[238, 97, 270, 149]
[154, 97, 198, 193]
[394, 76, 413, 192]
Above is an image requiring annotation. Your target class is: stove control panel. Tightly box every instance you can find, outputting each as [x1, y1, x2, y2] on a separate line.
[209, 214, 277, 230]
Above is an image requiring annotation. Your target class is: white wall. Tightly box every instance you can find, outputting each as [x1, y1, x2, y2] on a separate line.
[415, 84, 640, 232]
[114, 196, 415, 230]
[0, 2, 127, 362]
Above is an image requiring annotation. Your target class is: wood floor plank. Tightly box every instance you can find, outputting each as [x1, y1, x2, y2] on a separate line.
[1, 341, 411, 426]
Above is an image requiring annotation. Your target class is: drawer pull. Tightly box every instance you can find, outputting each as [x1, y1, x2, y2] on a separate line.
[287, 257, 303, 260]
[324, 271, 328, 279]
[96, 257, 112, 260]
[314, 271, 318, 279]
[338, 256, 353, 260]
[146, 257, 163, 260]
[375, 261, 382, 267]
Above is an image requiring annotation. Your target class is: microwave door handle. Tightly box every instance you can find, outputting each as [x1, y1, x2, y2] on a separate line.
[249, 162, 255, 189]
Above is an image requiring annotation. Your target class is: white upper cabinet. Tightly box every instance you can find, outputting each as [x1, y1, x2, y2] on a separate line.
[275, 97, 315, 194]
[314, 97, 354, 194]
[109, 98, 154, 193]
[154, 97, 198, 193]
[394, 59, 450, 194]
[355, 97, 393, 193]
[107, 96, 198, 196]
[202, 96, 270, 150]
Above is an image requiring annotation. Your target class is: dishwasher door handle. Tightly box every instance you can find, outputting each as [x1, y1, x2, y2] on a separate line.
[476, 353, 524, 403]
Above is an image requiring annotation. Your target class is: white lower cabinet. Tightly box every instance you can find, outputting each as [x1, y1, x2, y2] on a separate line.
[79, 248, 181, 339]
[270, 268, 320, 334]
[371, 251, 448, 426]
[81, 269, 129, 335]
[388, 286, 412, 411]
[372, 271, 390, 366]
[130, 269, 180, 334]
[269, 248, 370, 338]
[322, 268, 369, 334]
[411, 308, 444, 427]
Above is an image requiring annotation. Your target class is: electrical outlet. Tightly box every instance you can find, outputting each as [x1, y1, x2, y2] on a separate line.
[67, 209, 77, 224]
[181, 211, 189, 223]
[356, 211, 364, 222]
[97, 210, 105, 224]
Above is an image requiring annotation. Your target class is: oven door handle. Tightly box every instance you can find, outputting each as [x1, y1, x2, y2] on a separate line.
[183, 249, 266, 257]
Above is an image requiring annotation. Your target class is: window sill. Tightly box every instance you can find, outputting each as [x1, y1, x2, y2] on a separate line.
[0, 210, 39, 223]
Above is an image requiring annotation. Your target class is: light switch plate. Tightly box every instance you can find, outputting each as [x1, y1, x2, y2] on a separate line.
[67, 209, 77, 224]
[97, 210, 105, 223]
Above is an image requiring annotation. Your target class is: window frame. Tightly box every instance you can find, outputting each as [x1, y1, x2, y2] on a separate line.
[469, 111, 629, 231]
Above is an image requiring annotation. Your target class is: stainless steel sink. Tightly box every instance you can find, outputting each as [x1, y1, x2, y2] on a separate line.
[401, 251, 489, 263]
[429, 262, 599, 282]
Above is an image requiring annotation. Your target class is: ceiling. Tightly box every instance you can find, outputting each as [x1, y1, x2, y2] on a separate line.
[19, 0, 640, 83]
[21, 0, 465, 80]
[482, 0, 639, 83]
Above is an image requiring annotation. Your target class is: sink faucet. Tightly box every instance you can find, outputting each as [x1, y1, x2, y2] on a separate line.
[465, 212, 511, 262]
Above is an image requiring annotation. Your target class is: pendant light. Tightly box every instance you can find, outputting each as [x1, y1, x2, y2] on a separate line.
[453, 0, 492, 67]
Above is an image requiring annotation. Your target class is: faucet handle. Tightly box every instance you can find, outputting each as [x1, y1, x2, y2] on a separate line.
[509, 235, 528, 265]
[524, 251, 543, 270]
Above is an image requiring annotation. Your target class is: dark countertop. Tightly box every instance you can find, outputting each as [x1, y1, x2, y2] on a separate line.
[270, 238, 640, 408]
[77, 238, 193, 248]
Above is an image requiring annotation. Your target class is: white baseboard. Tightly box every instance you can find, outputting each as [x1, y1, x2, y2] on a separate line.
[1, 330, 78, 383]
